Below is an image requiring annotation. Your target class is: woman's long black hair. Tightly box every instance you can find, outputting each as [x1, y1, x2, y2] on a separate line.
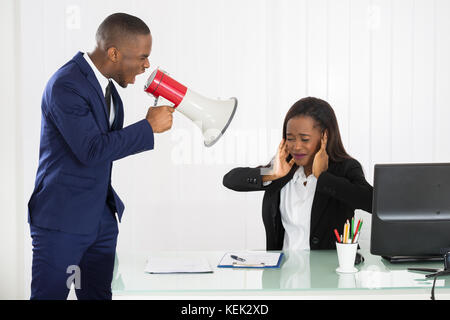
[282, 97, 352, 162]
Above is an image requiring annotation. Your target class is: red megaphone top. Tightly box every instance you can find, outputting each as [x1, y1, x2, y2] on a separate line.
[144, 69, 188, 107]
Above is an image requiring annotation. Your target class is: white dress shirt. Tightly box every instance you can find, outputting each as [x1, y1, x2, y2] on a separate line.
[279, 166, 317, 251]
[83, 52, 115, 128]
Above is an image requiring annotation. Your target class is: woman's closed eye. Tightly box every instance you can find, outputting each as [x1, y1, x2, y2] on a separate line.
[287, 138, 309, 142]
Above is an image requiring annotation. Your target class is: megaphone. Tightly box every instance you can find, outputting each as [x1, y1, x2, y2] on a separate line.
[144, 69, 238, 147]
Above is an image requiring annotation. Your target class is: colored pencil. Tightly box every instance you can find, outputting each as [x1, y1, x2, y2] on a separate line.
[353, 218, 364, 243]
[344, 220, 349, 243]
[334, 229, 341, 243]
[343, 222, 346, 243]
[352, 219, 361, 243]
[351, 217, 354, 241]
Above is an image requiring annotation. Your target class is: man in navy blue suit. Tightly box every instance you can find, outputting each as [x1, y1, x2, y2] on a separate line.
[27, 13, 174, 300]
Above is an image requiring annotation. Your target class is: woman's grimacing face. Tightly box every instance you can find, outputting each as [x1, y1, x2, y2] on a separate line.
[285, 116, 323, 168]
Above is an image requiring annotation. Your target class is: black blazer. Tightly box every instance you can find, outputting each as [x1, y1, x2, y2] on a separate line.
[222, 158, 373, 250]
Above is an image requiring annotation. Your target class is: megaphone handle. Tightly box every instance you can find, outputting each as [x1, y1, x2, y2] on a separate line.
[153, 96, 159, 106]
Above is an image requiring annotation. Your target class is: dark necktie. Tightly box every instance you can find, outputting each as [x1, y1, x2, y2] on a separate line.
[105, 80, 112, 118]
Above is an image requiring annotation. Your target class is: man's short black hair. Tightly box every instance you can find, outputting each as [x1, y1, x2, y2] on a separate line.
[96, 13, 151, 49]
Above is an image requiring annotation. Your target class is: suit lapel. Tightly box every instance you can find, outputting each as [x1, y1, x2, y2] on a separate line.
[310, 162, 339, 234]
[72, 52, 110, 130]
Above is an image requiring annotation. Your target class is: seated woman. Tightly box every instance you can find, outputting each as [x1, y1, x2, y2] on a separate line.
[223, 97, 372, 251]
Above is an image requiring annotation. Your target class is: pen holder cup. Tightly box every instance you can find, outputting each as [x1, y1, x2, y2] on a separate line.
[336, 242, 358, 273]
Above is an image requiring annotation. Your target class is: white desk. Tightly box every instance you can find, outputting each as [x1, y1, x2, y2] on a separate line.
[112, 249, 450, 299]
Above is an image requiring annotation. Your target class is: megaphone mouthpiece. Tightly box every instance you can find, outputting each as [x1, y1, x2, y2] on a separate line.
[145, 69, 187, 107]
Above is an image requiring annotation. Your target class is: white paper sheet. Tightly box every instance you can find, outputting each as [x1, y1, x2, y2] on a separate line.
[144, 255, 213, 274]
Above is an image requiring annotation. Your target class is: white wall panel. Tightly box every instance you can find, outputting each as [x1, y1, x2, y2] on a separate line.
[307, 0, 328, 99]
[412, 0, 436, 163]
[328, 0, 351, 149]
[0, 0, 22, 300]
[391, 0, 414, 163]
[348, 0, 372, 175]
[435, 0, 450, 162]
[370, 0, 392, 172]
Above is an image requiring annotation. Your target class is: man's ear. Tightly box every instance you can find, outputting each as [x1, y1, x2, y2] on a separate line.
[107, 47, 120, 63]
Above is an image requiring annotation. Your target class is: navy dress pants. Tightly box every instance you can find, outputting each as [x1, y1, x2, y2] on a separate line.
[30, 204, 119, 300]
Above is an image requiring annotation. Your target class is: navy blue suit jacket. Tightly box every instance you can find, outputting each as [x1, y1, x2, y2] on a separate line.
[28, 52, 154, 234]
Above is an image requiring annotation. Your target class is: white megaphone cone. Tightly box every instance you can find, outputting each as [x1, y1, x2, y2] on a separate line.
[144, 69, 238, 147]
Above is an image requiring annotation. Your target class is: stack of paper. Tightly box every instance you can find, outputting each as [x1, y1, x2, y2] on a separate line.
[144, 255, 213, 274]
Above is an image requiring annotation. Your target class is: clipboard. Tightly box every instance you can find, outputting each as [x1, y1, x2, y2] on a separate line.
[217, 252, 284, 269]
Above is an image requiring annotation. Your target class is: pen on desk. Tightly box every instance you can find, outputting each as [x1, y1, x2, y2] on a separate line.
[230, 255, 246, 262]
